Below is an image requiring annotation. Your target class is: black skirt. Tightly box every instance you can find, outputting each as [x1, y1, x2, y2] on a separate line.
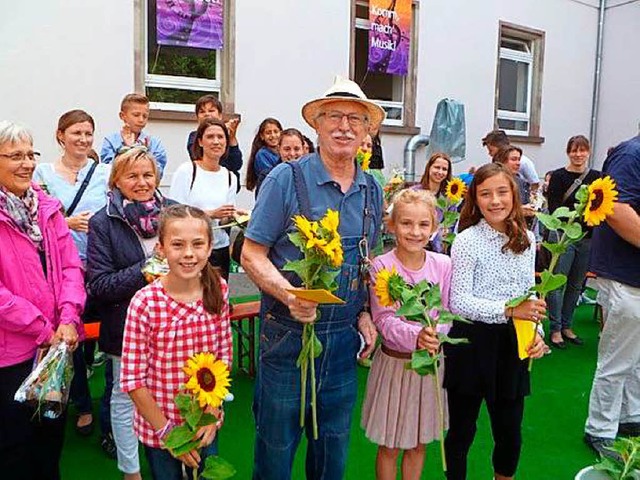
[443, 320, 530, 401]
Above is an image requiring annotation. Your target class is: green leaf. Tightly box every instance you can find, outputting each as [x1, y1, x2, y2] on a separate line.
[424, 284, 442, 310]
[197, 412, 219, 427]
[287, 231, 305, 251]
[562, 221, 583, 240]
[575, 184, 589, 204]
[316, 269, 340, 292]
[413, 280, 431, 297]
[164, 425, 196, 450]
[396, 297, 424, 318]
[443, 232, 457, 246]
[296, 336, 311, 368]
[312, 332, 323, 358]
[442, 211, 459, 228]
[170, 438, 201, 457]
[536, 212, 562, 231]
[201, 455, 237, 479]
[407, 349, 438, 376]
[506, 293, 533, 308]
[283, 259, 311, 285]
[438, 332, 470, 345]
[539, 271, 567, 294]
[542, 242, 568, 256]
[552, 206, 572, 219]
[436, 196, 448, 211]
[174, 394, 192, 417]
[185, 403, 203, 430]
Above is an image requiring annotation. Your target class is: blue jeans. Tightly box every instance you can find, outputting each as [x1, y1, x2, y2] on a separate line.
[144, 438, 218, 480]
[547, 236, 592, 332]
[252, 315, 361, 480]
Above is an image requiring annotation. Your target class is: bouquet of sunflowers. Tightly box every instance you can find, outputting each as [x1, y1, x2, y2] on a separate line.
[163, 353, 235, 480]
[283, 209, 343, 440]
[508, 176, 618, 365]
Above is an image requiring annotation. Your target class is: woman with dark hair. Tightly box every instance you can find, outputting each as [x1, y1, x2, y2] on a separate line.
[169, 118, 241, 279]
[245, 117, 283, 191]
[253, 128, 306, 197]
[546, 135, 601, 349]
[0, 121, 85, 480]
[444, 163, 547, 480]
[414, 152, 454, 253]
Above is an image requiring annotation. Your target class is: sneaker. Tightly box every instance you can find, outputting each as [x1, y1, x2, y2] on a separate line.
[92, 351, 106, 368]
[100, 432, 117, 460]
[618, 422, 640, 437]
[583, 433, 622, 462]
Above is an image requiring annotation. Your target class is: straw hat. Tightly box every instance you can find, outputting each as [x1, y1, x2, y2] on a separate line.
[301, 75, 386, 130]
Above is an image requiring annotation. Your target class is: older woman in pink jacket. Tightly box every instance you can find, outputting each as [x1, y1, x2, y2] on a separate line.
[0, 121, 85, 480]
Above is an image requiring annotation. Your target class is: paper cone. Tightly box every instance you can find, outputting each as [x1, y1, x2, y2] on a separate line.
[513, 318, 537, 360]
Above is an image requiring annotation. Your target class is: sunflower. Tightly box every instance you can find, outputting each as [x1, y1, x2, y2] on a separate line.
[293, 215, 318, 241]
[445, 178, 467, 203]
[373, 267, 407, 307]
[183, 352, 232, 409]
[356, 149, 372, 171]
[319, 209, 340, 235]
[322, 236, 344, 267]
[584, 176, 618, 226]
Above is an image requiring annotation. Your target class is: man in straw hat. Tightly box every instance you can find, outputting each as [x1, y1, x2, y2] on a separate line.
[242, 76, 385, 479]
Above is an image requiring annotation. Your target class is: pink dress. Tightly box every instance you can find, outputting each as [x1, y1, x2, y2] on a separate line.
[361, 249, 452, 449]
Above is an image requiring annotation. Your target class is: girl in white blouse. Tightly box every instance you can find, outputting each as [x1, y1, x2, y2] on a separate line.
[443, 163, 547, 480]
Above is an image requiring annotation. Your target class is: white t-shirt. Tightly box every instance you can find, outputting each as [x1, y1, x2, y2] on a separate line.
[169, 162, 237, 249]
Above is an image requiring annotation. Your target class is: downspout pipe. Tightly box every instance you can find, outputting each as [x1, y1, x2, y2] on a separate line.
[589, 0, 606, 166]
[403, 134, 430, 182]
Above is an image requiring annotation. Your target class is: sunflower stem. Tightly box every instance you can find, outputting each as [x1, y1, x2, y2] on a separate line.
[433, 358, 447, 472]
[310, 323, 318, 440]
[300, 324, 308, 428]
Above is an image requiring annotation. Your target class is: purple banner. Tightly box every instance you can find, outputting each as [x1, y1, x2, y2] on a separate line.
[156, 0, 224, 50]
[367, 0, 411, 76]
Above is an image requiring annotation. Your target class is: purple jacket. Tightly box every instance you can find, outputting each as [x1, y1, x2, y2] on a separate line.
[0, 183, 86, 368]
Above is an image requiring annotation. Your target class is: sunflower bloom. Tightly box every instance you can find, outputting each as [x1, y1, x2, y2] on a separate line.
[306, 236, 328, 251]
[584, 176, 618, 226]
[374, 267, 408, 307]
[319, 209, 340, 235]
[322, 236, 344, 267]
[183, 353, 231, 409]
[445, 178, 467, 203]
[356, 149, 372, 171]
[293, 215, 317, 240]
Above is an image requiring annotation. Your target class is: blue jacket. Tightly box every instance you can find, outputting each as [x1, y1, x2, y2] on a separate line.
[86, 195, 174, 355]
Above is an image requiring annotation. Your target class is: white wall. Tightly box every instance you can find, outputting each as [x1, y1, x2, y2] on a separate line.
[594, 1, 640, 166]
[2, 0, 637, 208]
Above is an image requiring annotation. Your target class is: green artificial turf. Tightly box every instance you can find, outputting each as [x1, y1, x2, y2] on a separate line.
[61, 304, 602, 479]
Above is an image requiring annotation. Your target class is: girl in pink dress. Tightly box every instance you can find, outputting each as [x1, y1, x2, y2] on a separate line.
[362, 188, 452, 480]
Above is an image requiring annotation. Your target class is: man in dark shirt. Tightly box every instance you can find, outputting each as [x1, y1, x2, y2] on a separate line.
[584, 134, 640, 459]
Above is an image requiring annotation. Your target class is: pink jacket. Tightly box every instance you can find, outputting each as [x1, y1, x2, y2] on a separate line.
[0, 183, 86, 368]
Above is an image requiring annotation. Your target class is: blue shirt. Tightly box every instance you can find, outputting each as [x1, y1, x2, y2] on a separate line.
[33, 162, 110, 261]
[100, 131, 167, 176]
[253, 147, 280, 175]
[246, 153, 383, 270]
[589, 135, 640, 287]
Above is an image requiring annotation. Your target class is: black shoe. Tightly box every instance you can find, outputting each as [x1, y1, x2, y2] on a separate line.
[75, 416, 94, 437]
[583, 433, 622, 462]
[550, 339, 566, 349]
[100, 432, 117, 460]
[562, 332, 584, 345]
[618, 422, 640, 437]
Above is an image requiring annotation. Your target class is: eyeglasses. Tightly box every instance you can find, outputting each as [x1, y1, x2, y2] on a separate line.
[0, 151, 41, 164]
[317, 111, 369, 127]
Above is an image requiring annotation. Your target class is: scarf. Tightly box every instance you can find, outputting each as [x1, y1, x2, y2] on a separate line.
[0, 185, 44, 247]
[109, 188, 163, 239]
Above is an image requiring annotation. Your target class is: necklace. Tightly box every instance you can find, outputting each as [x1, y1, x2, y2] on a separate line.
[57, 157, 88, 184]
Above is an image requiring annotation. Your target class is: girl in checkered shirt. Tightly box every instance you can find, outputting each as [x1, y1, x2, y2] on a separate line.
[120, 204, 232, 480]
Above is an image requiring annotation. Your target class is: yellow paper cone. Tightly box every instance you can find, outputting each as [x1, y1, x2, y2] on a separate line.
[513, 318, 537, 360]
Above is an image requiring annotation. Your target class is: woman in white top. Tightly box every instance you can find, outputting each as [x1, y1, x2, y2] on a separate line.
[170, 118, 239, 279]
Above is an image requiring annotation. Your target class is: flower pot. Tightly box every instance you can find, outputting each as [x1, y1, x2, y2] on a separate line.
[575, 466, 611, 480]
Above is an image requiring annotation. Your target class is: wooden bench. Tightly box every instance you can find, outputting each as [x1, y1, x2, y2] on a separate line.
[230, 301, 260, 377]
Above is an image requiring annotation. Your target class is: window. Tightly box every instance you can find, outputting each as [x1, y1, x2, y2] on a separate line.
[495, 22, 545, 138]
[137, 0, 235, 113]
[351, 0, 418, 130]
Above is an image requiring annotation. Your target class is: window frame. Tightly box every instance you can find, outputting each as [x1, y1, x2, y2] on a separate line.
[350, 0, 419, 134]
[134, 0, 236, 118]
[494, 21, 545, 142]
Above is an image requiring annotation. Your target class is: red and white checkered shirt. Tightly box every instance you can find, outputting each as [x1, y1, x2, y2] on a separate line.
[120, 279, 232, 448]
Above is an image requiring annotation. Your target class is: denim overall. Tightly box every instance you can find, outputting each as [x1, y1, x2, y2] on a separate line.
[253, 162, 377, 480]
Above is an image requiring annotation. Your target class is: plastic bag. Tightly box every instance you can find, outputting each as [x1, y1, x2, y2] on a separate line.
[427, 99, 466, 163]
[142, 252, 170, 283]
[14, 342, 74, 419]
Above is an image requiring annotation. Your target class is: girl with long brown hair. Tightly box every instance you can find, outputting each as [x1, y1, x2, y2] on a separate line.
[443, 163, 547, 480]
[120, 205, 232, 480]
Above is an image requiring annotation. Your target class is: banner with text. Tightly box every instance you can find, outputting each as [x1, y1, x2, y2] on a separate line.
[157, 0, 224, 50]
[367, 0, 411, 76]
